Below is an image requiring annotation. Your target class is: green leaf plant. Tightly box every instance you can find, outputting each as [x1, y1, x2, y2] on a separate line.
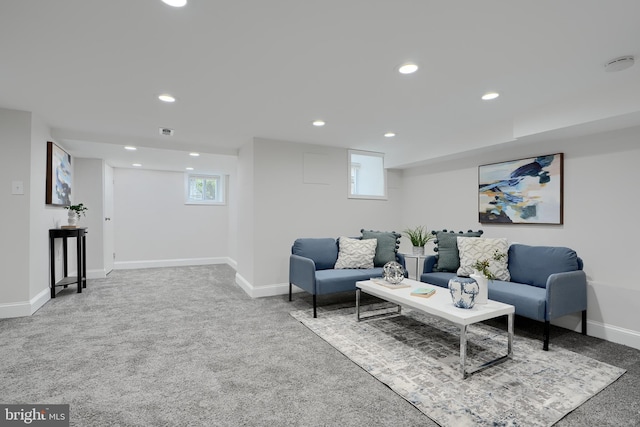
[402, 225, 435, 247]
[472, 250, 507, 280]
[64, 203, 88, 217]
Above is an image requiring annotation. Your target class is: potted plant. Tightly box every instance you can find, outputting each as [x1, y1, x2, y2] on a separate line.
[402, 225, 435, 255]
[64, 203, 88, 226]
[470, 250, 506, 304]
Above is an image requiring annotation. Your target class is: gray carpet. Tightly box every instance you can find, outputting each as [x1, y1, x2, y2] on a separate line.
[291, 305, 625, 426]
[1, 265, 639, 426]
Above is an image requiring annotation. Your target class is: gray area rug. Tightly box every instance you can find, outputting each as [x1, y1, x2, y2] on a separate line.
[291, 305, 626, 427]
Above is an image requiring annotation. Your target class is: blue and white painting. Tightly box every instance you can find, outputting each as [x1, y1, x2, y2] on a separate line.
[47, 142, 72, 206]
[479, 153, 563, 224]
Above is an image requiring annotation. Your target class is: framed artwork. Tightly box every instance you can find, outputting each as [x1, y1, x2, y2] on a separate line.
[478, 153, 563, 224]
[46, 141, 72, 206]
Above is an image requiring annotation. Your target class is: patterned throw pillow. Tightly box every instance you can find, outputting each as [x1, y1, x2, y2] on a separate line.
[456, 237, 510, 281]
[334, 237, 377, 269]
[432, 230, 484, 272]
[360, 229, 401, 267]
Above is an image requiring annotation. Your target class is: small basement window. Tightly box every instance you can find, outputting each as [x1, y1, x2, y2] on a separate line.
[348, 150, 387, 200]
[185, 173, 225, 205]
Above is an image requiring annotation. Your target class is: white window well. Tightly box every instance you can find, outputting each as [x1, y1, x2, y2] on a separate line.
[348, 149, 387, 200]
[185, 173, 225, 205]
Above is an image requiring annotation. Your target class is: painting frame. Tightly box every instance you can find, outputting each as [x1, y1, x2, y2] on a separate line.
[45, 141, 72, 206]
[478, 153, 563, 225]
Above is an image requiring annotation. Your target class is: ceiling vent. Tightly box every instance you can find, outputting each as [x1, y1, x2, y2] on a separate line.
[159, 127, 175, 136]
[604, 56, 634, 72]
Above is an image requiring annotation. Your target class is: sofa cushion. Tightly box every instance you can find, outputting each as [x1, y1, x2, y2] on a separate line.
[291, 238, 338, 270]
[488, 280, 547, 321]
[508, 244, 580, 288]
[432, 229, 483, 272]
[361, 229, 401, 267]
[420, 271, 457, 288]
[457, 237, 510, 280]
[315, 268, 383, 295]
[334, 236, 377, 269]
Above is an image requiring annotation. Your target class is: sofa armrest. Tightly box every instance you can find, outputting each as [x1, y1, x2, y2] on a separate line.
[422, 255, 437, 273]
[395, 253, 409, 277]
[545, 270, 587, 320]
[289, 254, 318, 294]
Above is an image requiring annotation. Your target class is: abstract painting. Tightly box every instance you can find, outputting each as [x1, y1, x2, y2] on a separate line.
[46, 141, 72, 206]
[478, 153, 563, 224]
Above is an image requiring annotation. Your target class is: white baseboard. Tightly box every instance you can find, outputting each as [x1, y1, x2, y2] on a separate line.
[234, 273, 302, 298]
[584, 320, 640, 351]
[114, 257, 231, 270]
[522, 313, 640, 352]
[0, 288, 50, 318]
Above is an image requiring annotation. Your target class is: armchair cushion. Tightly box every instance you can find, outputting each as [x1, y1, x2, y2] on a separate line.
[292, 238, 338, 270]
[334, 237, 377, 269]
[361, 229, 401, 267]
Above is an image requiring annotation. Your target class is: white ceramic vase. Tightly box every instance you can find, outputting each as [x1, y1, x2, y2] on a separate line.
[412, 246, 425, 256]
[67, 210, 78, 226]
[470, 272, 489, 304]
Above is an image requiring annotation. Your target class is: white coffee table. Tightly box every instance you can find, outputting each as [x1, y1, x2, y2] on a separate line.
[356, 278, 514, 379]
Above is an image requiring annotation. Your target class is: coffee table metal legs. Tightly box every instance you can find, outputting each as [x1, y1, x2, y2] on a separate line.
[460, 312, 514, 379]
[356, 289, 401, 321]
[460, 324, 468, 377]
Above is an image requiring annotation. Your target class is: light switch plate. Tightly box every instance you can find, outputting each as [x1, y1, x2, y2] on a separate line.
[12, 181, 24, 195]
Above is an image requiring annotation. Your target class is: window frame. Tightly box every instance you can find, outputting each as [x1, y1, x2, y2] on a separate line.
[347, 149, 387, 200]
[184, 173, 226, 205]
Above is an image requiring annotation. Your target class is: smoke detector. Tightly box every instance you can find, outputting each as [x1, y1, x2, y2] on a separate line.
[159, 127, 175, 136]
[604, 56, 634, 72]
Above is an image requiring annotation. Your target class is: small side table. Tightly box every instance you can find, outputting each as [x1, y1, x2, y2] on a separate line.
[49, 227, 87, 298]
[403, 253, 427, 280]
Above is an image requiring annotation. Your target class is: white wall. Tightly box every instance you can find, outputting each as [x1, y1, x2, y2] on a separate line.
[29, 114, 67, 303]
[74, 158, 106, 277]
[0, 108, 32, 305]
[401, 126, 640, 349]
[236, 142, 255, 284]
[235, 138, 403, 296]
[113, 168, 231, 268]
[0, 107, 66, 318]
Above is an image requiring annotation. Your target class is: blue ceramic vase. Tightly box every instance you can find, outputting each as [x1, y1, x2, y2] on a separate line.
[448, 277, 479, 309]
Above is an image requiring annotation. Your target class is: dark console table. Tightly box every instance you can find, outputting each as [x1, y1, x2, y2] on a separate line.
[49, 227, 87, 298]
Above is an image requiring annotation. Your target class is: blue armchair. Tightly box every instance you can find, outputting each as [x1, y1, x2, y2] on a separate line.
[289, 237, 407, 317]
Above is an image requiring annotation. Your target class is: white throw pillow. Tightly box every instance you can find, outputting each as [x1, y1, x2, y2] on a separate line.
[334, 237, 377, 269]
[456, 237, 510, 280]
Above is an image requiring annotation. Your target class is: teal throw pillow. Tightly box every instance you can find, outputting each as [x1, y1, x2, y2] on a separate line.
[361, 229, 401, 267]
[432, 229, 483, 272]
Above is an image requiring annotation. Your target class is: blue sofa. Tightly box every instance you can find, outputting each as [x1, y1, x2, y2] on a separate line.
[289, 237, 407, 317]
[421, 243, 587, 350]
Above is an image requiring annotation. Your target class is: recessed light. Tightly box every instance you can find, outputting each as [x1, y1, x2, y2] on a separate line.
[481, 92, 500, 100]
[161, 0, 187, 7]
[158, 94, 176, 103]
[604, 55, 634, 72]
[189, 152, 200, 157]
[398, 63, 418, 74]
[384, 132, 396, 138]
[186, 167, 194, 171]
[132, 163, 142, 167]
[312, 120, 325, 127]
[124, 146, 137, 151]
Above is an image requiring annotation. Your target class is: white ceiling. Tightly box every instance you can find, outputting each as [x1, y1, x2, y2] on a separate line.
[2, 0, 640, 171]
